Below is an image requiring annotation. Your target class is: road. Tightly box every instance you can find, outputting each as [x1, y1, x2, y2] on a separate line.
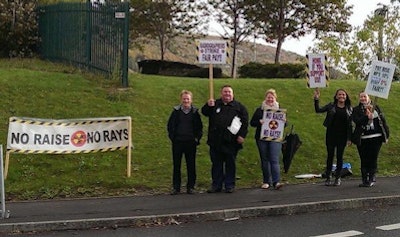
[7, 205, 400, 237]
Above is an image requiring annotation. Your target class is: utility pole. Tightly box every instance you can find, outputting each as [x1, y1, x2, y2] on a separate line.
[374, 4, 388, 61]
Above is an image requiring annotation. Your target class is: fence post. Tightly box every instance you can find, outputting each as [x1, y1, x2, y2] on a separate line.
[121, 1, 129, 88]
[0, 145, 10, 219]
[86, 0, 92, 66]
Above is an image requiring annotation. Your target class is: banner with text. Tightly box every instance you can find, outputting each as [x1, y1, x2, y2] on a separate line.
[7, 116, 131, 153]
[260, 109, 286, 142]
[196, 39, 228, 64]
[365, 60, 395, 99]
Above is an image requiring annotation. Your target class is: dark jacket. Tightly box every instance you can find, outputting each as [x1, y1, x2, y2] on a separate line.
[314, 99, 353, 140]
[201, 99, 248, 152]
[351, 103, 389, 146]
[167, 105, 203, 144]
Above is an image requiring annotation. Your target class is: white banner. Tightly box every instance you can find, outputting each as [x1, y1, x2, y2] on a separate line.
[260, 109, 286, 142]
[7, 117, 131, 153]
[365, 60, 395, 99]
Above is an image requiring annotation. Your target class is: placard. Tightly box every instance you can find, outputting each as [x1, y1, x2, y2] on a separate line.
[365, 60, 395, 99]
[307, 53, 328, 88]
[196, 40, 228, 64]
[260, 109, 286, 142]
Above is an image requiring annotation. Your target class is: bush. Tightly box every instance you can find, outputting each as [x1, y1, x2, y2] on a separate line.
[137, 59, 222, 78]
[239, 62, 306, 78]
[0, 0, 39, 58]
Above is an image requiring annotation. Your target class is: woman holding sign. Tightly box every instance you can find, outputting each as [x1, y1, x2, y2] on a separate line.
[314, 88, 353, 186]
[352, 92, 389, 187]
[250, 89, 284, 190]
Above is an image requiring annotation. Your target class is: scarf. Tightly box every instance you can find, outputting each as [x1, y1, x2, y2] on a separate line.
[261, 101, 279, 110]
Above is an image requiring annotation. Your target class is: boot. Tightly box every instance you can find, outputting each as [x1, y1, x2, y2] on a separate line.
[359, 168, 369, 187]
[324, 172, 331, 186]
[333, 177, 341, 186]
[333, 171, 341, 186]
[368, 169, 376, 187]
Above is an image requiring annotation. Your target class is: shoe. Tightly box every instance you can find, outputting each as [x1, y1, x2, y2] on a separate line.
[187, 188, 195, 194]
[225, 187, 235, 193]
[273, 182, 283, 190]
[359, 182, 370, 187]
[261, 183, 270, 189]
[207, 187, 222, 193]
[170, 189, 180, 195]
[333, 177, 341, 186]
[368, 181, 375, 187]
[325, 178, 331, 186]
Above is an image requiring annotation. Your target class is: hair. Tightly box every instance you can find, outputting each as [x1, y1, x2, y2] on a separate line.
[265, 88, 277, 99]
[180, 90, 193, 98]
[333, 88, 351, 106]
[221, 84, 232, 90]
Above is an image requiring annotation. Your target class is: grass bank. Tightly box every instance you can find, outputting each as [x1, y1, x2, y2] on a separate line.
[1, 59, 399, 200]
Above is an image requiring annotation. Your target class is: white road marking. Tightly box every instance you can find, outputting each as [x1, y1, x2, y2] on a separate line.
[310, 230, 364, 237]
[376, 223, 400, 230]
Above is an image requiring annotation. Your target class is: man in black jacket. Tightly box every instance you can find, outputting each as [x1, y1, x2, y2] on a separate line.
[167, 90, 203, 195]
[202, 85, 248, 193]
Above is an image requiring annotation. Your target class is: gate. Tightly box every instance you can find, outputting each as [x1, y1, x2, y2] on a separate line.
[37, 0, 129, 87]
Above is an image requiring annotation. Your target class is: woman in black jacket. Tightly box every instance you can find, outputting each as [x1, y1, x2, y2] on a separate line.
[314, 88, 353, 186]
[167, 90, 203, 195]
[352, 92, 389, 187]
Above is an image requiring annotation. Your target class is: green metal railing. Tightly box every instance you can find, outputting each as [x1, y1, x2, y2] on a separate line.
[37, 1, 129, 87]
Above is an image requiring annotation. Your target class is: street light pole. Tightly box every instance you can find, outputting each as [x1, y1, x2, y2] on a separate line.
[374, 5, 388, 61]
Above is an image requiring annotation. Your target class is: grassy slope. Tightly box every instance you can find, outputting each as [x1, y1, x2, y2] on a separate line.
[1, 59, 399, 200]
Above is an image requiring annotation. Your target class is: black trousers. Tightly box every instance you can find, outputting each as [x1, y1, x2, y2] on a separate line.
[325, 131, 347, 178]
[357, 136, 382, 175]
[172, 141, 197, 191]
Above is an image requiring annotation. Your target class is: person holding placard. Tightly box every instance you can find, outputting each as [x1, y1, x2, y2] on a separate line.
[314, 88, 353, 186]
[250, 89, 284, 190]
[352, 92, 389, 187]
[167, 90, 203, 195]
[202, 85, 248, 193]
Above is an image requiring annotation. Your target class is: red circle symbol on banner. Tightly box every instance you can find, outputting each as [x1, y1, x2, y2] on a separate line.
[71, 131, 87, 147]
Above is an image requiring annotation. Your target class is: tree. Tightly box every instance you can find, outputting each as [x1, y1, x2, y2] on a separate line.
[244, 0, 352, 64]
[208, 0, 254, 78]
[129, 0, 208, 61]
[312, 3, 400, 80]
[0, 0, 39, 58]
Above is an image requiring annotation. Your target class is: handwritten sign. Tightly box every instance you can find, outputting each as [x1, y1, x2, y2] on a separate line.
[196, 40, 228, 64]
[365, 60, 395, 99]
[307, 54, 328, 88]
[260, 109, 286, 142]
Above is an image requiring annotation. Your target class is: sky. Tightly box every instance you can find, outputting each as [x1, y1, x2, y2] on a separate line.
[209, 0, 393, 56]
[282, 0, 392, 56]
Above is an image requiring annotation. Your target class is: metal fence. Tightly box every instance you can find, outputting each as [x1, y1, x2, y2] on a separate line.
[37, 1, 129, 87]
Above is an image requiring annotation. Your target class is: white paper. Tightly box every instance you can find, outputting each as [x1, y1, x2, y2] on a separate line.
[227, 116, 242, 135]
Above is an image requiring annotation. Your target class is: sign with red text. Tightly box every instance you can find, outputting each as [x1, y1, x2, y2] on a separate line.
[307, 53, 328, 88]
[260, 109, 286, 142]
[196, 40, 228, 64]
[365, 60, 395, 99]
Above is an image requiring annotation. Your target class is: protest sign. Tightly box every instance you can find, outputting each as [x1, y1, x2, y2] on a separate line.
[307, 53, 328, 88]
[196, 40, 228, 65]
[260, 109, 286, 142]
[365, 60, 396, 99]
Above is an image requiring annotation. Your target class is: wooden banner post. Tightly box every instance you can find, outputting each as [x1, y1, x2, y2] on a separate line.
[209, 64, 214, 99]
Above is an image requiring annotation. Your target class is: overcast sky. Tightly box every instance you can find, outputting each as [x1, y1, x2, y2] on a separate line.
[281, 0, 392, 56]
[209, 0, 393, 56]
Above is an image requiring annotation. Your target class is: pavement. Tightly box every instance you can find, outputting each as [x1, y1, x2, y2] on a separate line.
[1, 176, 400, 235]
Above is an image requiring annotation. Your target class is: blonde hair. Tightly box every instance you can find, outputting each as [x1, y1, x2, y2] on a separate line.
[265, 88, 277, 99]
[180, 90, 193, 98]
